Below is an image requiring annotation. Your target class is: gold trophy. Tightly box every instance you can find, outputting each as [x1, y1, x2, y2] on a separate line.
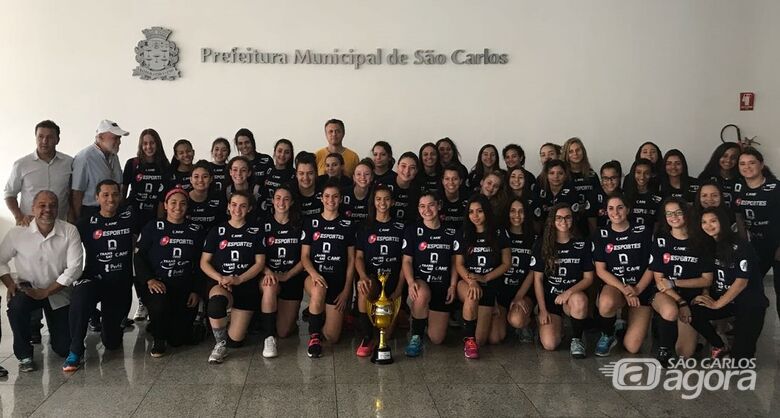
[366, 269, 401, 364]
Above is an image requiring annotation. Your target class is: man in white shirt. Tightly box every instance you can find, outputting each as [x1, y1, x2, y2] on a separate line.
[0, 190, 83, 372]
[69, 119, 128, 223]
[4, 120, 73, 224]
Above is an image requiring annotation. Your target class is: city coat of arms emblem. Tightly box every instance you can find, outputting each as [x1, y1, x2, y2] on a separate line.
[132, 26, 181, 80]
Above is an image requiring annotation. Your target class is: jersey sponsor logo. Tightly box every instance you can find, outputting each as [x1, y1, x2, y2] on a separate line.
[529, 256, 537, 266]
[739, 259, 748, 272]
[340, 219, 351, 228]
[136, 173, 144, 182]
[313, 231, 321, 241]
[573, 241, 585, 250]
[419, 241, 428, 251]
[247, 227, 259, 234]
[219, 240, 228, 250]
[93, 230, 103, 240]
[368, 234, 377, 244]
[605, 243, 614, 254]
[160, 236, 170, 246]
[663, 252, 671, 264]
[266, 236, 275, 246]
[345, 210, 352, 217]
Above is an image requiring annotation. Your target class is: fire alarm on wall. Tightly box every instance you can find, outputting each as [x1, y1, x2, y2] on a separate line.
[740, 92, 755, 111]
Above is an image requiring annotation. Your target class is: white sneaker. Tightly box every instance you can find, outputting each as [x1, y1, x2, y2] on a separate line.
[208, 341, 228, 364]
[262, 336, 278, 358]
[133, 302, 149, 321]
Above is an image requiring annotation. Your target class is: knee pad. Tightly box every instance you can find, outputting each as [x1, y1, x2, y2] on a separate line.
[207, 295, 229, 319]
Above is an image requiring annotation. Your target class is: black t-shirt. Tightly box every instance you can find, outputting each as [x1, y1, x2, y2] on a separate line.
[249, 152, 273, 187]
[203, 221, 264, 277]
[210, 162, 229, 193]
[187, 191, 228, 232]
[593, 224, 653, 286]
[135, 219, 204, 286]
[402, 223, 459, 284]
[77, 206, 136, 280]
[733, 179, 780, 248]
[373, 170, 397, 188]
[503, 231, 536, 287]
[536, 183, 580, 222]
[123, 158, 167, 215]
[570, 170, 601, 217]
[441, 195, 468, 230]
[389, 179, 423, 224]
[711, 240, 768, 307]
[263, 166, 295, 211]
[261, 217, 303, 274]
[341, 187, 371, 226]
[649, 233, 713, 281]
[225, 183, 265, 220]
[302, 214, 355, 278]
[660, 177, 700, 203]
[530, 239, 594, 295]
[702, 174, 739, 208]
[166, 169, 193, 194]
[456, 229, 510, 275]
[418, 171, 441, 196]
[296, 188, 323, 219]
[629, 191, 663, 227]
[356, 219, 406, 280]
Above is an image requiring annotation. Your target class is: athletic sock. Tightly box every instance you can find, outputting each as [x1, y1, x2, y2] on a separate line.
[261, 312, 278, 338]
[463, 319, 477, 339]
[411, 317, 427, 337]
[309, 312, 325, 335]
[599, 315, 617, 336]
[358, 312, 372, 340]
[212, 326, 227, 344]
[658, 318, 678, 349]
[571, 317, 585, 339]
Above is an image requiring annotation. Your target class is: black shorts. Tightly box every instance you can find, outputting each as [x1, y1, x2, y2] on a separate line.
[278, 272, 306, 301]
[543, 292, 565, 317]
[231, 278, 260, 311]
[496, 282, 522, 310]
[323, 272, 347, 306]
[600, 283, 655, 307]
[478, 281, 499, 307]
[427, 281, 454, 313]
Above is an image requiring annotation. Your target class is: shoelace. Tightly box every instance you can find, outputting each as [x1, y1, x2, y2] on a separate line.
[308, 334, 321, 346]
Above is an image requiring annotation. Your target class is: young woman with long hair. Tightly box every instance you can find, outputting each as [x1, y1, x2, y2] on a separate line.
[187, 160, 227, 232]
[390, 152, 421, 223]
[625, 141, 663, 190]
[436, 137, 468, 183]
[595, 160, 623, 227]
[341, 158, 374, 226]
[531, 203, 594, 358]
[417, 143, 441, 195]
[293, 152, 323, 219]
[562, 137, 600, 235]
[234, 128, 272, 186]
[371, 141, 396, 187]
[225, 156, 263, 218]
[122, 128, 169, 232]
[262, 139, 296, 213]
[624, 158, 663, 228]
[503, 198, 538, 343]
[467, 144, 502, 193]
[536, 159, 578, 225]
[659, 149, 699, 203]
[649, 197, 713, 362]
[697, 142, 741, 207]
[440, 165, 468, 230]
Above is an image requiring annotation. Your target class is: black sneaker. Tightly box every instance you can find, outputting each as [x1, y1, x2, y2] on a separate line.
[656, 346, 674, 368]
[307, 333, 322, 358]
[120, 318, 135, 330]
[150, 340, 167, 358]
[88, 317, 102, 333]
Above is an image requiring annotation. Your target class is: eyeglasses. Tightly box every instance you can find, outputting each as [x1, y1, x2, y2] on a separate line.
[665, 210, 684, 217]
[555, 215, 573, 222]
[602, 176, 619, 182]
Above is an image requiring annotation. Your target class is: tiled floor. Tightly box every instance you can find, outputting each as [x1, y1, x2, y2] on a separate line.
[0, 282, 778, 417]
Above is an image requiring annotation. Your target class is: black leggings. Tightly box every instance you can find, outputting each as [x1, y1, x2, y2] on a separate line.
[138, 279, 197, 346]
[691, 303, 766, 359]
[69, 277, 132, 356]
[754, 242, 779, 321]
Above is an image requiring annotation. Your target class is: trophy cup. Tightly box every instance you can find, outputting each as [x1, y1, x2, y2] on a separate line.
[366, 270, 401, 364]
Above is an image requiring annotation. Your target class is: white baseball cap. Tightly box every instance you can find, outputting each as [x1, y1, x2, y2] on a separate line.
[96, 119, 129, 136]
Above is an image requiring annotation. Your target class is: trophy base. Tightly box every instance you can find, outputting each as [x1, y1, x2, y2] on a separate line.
[371, 347, 394, 365]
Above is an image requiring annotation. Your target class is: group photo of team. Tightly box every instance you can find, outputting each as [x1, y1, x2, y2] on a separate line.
[0, 117, 777, 377]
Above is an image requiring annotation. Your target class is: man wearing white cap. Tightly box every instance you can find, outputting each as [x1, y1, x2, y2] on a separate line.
[69, 120, 128, 223]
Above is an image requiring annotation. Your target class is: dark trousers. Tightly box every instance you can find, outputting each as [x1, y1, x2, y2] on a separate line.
[69, 277, 132, 356]
[138, 279, 196, 346]
[755, 243, 779, 321]
[691, 303, 766, 360]
[7, 293, 70, 359]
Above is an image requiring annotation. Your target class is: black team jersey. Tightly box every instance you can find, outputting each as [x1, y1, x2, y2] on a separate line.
[456, 229, 510, 275]
[297, 189, 323, 219]
[402, 223, 459, 284]
[570, 171, 601, 218]
[249, 152, 273, 188]
[649, 233, 713, 300]
[134, 219, 204, 291]
[703, 174, 738, 208]
[711, 240, 768, 307]
[629, 191, 663, 227]
[660, 178, 700, 204]
[167, 169, 193, 193]
[78, 206, 137, 280]
[441, 195, 468, 230]
[210, 163, 229, 193]
[373, 170, 397, 188]
[530, 239, 594, 295]
[261, 217, 303, 274]
[733, 179, 780, 248]
[593, 224, 653, 286]
[418, 171, 441, 196]
[341, 187, 371, 226]
[263, 166, 295, 211]
[202, 221, 264, 277]
[123, 159, 167, 222]
[503, 231, 535, 287]
[389, 179, 423, 224]
[536, 183, 580, 222]
[356, 220, 405, 280]
[302, 215, 355, 279]
[187, 192, 228, 232]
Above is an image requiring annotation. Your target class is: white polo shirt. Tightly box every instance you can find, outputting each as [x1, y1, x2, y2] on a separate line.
[0, 219, 83, 309]
[72, 144, 122, 207]
[3, 150, 73, 220]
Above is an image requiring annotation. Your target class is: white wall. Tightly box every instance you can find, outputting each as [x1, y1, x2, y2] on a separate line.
[1, 0, 777, 234]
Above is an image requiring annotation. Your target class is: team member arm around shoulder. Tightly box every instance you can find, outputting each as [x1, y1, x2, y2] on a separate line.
[454, 195, 510, 356]
[503, 198, 538, 342]
[201, 191, 265, 364]
[531, 203, 594, 358]
[402, 192, 459, 356]
[354, 185, 406, 357]
[134, 187, 202, 358]
[301, 181, 355, 358]
[691, 208, 769, 360]
[262, 186, 305, 340]
[592, 194, 655, 356]
[649, 197, 714, 362]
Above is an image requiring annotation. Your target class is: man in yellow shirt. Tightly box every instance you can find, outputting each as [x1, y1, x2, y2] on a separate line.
[315, 119, 360, 177]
